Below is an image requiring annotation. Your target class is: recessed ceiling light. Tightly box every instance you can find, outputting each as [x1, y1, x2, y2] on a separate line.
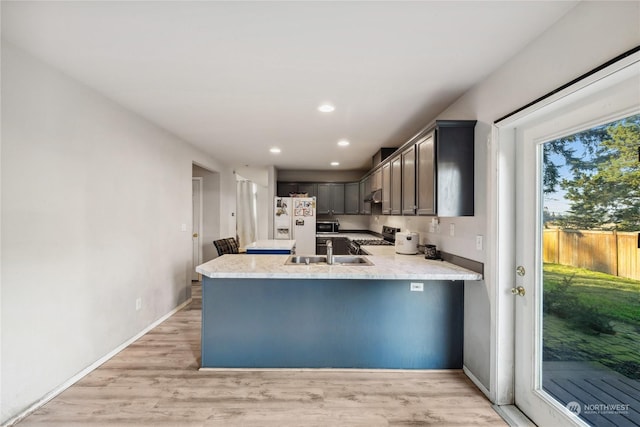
[337, 139, 350, 147]
[330, 162, 340, 166]
[318, 104, 335, 113]
[269, 147, 281, 154]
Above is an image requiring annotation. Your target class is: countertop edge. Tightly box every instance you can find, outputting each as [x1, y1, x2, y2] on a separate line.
[196, 271, 481, 281]
[196, 254, 483, 281]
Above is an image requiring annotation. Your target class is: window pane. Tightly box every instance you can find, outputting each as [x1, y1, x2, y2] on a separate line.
[541, 114, 640, 426]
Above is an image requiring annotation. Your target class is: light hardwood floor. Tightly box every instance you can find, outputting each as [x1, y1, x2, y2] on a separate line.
[18, 283, 507, 426]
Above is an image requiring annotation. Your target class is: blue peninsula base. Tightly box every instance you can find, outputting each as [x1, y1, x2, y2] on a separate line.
[201, 278, 463, 369]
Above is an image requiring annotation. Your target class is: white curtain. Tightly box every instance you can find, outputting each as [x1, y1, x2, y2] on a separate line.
[236, 180, 257, 248]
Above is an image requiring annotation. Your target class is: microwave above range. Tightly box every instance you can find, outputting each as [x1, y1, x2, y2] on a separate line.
[316, 220, 339, 234]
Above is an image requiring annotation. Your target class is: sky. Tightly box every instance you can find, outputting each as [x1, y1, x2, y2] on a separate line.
[542, 141, 584, 215]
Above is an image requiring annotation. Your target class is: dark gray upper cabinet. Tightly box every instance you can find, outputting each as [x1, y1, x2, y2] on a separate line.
[369, 119, 475, 217]
[434, 120, 475, 217]
[381, 163, 391, 215]
[416, 132, 436, 215]
[390, 155, 402, 215]
[317, 183, 345, 215]
[371, 168, 382, 190]
[359, 176, 371, 215]
[401, 145, 416, 215]
[344, 182, 360, 215]
[278, 119, 474, 218]
[297, 183, 317, 198]
[276, 182, 317, 198]
[277, 182, 299, 197]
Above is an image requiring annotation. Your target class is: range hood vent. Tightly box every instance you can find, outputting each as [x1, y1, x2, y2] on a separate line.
[364, 189, 382, 203]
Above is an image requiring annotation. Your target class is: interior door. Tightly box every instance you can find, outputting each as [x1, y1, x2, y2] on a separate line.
[512, 59, 639, 426]
[192, 177, 202, 281]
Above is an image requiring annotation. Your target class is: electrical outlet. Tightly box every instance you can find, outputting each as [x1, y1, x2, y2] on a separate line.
[449, 224, 455, 237]
[136, 298, 142, 311]
[476, 235, 483, 251]
[410, 282, 424, 292]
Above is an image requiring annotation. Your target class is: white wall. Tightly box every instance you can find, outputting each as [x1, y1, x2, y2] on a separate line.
[333, 215, 369, 231]
[0, 42, 236, 423]
[370, 1, 640, 394]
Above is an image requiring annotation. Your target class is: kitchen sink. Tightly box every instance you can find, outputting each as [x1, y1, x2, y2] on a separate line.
[286, 256, 327, 264]
[284, 255, 373, 266]
[332, 255, 374, 265]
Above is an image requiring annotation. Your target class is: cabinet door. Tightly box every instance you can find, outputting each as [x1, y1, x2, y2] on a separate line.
[333, 237, 350, 255]
[363, 176, 372, 214]
[316, 236, 331, 255]
[390, 155, 402, 215]
[331, 183, 345, 215]
[297, 183, 317, 198]
[416, 132, 436, 215]
[402, 145, 416, 215]
[277, 182, 298, 197]
[436, 122, 475, 216]
[316, 184, 331, 214]
[381, 163, 391, 214]
[359, 178, 372, 215]
[372, 168, 382, 190]
[317, 183, 344, 215]
[359, 180, 366, 214]
[344, 182, 360, 214]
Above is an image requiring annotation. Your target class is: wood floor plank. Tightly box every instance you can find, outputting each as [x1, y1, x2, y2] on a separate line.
[17, 283, 505, 426]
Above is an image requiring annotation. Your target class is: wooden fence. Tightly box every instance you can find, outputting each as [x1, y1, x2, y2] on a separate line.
[543, 229, 640, 280]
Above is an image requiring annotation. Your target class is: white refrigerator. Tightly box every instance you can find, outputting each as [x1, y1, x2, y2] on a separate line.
[274, 197, 316, 255]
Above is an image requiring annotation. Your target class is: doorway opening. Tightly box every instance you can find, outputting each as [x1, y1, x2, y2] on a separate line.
[192, 163, 221, 278]
[492, 51, 639, 426]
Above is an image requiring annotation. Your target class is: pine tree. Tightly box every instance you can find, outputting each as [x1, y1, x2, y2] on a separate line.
[543, 114, 639, 231]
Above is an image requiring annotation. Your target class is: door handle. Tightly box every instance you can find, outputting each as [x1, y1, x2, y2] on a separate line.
[193, 233, 198, 238]
[511, 286, 526, 297]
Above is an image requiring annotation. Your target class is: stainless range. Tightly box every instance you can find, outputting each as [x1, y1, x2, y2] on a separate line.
[348, 226, 400, 255]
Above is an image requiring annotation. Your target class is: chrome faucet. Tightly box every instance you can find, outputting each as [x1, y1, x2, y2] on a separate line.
[326, 240, 333, 265]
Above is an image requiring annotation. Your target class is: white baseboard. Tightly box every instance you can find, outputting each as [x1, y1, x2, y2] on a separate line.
[463, 365, 491, 399]
[2, 298, 192, 427]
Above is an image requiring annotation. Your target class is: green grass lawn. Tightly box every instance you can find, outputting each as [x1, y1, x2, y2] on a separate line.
[543, 263, 640, 379]
[543, 263, 640, 324]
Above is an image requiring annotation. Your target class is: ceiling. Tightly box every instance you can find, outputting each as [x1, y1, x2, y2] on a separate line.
[1, 1, 577, 171]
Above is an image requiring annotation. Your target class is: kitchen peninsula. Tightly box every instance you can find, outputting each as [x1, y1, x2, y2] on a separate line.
[196, 251, 481, 370]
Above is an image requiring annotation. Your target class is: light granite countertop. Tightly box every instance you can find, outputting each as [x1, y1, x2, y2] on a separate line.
[196, 250, 482, 281]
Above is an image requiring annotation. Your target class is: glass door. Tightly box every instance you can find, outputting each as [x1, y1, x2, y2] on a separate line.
[511, 60, 639, 426]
